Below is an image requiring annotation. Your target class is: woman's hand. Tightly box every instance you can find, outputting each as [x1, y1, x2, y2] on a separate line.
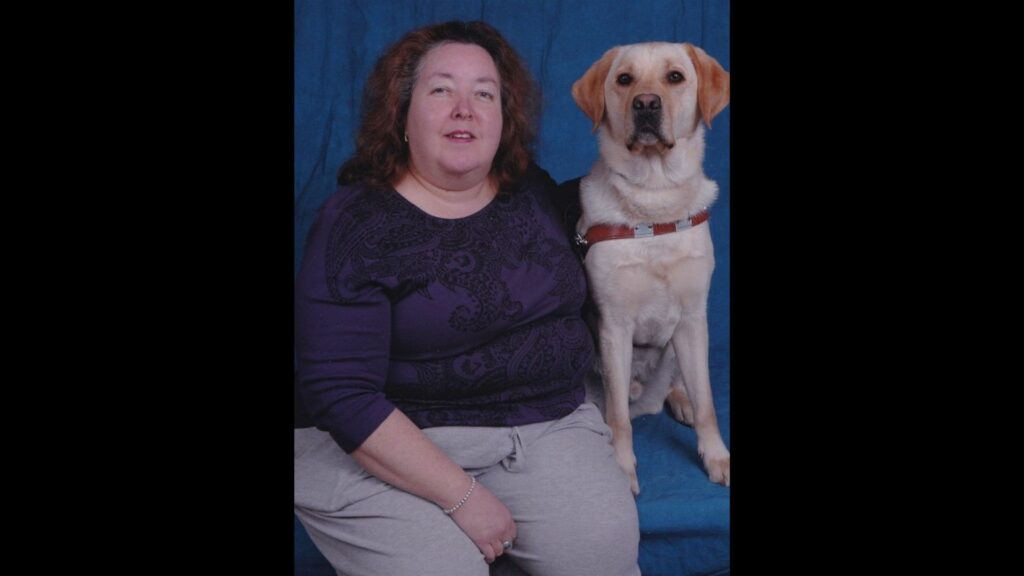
[449, 479, 517, 563]
[349, 411, 516, 563]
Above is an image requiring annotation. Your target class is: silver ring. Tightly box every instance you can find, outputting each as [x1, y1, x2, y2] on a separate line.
[502, 540, 513, 550]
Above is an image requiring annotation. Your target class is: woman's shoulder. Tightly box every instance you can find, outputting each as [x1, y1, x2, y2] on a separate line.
[301, 181, 396, 261]
[299, 182, 400, 296]
[311, 181, 407, 239]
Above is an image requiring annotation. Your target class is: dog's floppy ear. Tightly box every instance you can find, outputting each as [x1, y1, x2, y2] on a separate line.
[684, 44, 730, 129]
[572, 47, 619, 132]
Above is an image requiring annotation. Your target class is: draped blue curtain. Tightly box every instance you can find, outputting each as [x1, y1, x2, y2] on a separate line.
[295, 2, 730, 574]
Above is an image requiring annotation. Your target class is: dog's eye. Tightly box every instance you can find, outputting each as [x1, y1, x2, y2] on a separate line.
[667, 71, 684, 84]
[616, 74, 633, 86]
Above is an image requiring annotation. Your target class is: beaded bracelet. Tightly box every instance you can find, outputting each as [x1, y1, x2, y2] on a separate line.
[442, 476, 477, 515]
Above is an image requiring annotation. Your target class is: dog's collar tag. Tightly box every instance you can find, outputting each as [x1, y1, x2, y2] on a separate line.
[632, 223, 654, 238]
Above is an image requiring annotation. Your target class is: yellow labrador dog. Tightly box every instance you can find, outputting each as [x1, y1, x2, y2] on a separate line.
[572, 42, 730, 494]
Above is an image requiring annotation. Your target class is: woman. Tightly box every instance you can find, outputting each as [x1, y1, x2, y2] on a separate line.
[294, 20, 640, 576]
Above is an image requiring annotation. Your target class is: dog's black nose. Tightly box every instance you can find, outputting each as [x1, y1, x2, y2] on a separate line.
[632, 94, 661, 111]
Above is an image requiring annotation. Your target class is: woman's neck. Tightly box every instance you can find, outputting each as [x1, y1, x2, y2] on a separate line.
[394, 167, 498, 219]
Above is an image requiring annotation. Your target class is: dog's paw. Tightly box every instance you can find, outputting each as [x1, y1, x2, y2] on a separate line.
[613, 447, 641, 496]
[700, 446, 730, 487]
[628, 471, 640, 496]
[666, 386, 695, 426]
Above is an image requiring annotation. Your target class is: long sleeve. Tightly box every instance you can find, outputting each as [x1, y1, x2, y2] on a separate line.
[295, 196, 396, 453]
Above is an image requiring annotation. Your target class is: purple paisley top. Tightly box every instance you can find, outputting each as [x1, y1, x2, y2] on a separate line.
[294, 166, 592, 453]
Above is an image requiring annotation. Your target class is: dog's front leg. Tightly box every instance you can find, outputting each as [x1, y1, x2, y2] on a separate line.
[671, 312, 730, 486]
[599, 321, 641, 495]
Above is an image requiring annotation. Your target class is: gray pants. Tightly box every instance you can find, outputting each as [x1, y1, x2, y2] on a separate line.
[295, 402, 641, 576]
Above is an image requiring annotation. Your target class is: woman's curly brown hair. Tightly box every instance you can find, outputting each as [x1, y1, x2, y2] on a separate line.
[338, 20, 540, 190]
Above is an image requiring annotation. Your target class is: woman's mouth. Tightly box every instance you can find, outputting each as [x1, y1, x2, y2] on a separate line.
[445, 131, 475, 142]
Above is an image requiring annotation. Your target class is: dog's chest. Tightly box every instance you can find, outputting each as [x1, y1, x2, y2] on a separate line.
[584, 226, 713, 342]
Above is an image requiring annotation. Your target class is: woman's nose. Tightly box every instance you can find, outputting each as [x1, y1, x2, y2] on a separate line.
[452, 95, 474, 119]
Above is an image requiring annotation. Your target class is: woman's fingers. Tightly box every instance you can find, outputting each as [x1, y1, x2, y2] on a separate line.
[482, 542, 497, 563]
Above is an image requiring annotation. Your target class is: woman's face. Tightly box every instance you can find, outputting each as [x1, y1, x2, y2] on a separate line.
[405, 43, 503, 188]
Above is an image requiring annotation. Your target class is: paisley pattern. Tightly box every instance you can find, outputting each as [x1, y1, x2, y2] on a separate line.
[322, 176, 592, 430]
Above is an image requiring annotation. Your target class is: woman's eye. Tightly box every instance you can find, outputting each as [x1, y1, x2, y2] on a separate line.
[431, 87, 450, 94]
[477, 91, 494, 100]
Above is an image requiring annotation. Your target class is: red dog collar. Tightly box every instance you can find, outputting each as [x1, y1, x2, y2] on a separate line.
[575, 209, 709, 248]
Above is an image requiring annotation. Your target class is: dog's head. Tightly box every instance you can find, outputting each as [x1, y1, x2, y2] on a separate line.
[572, 42, 729, 154]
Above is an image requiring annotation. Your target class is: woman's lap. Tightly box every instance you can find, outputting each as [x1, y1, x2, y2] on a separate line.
[294, 403, 639, 576]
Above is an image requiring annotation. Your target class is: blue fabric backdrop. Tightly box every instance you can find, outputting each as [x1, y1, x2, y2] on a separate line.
[295, 1, 730, 574]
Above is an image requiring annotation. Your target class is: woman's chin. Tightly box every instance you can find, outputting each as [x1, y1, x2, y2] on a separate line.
[438, 161, 490, 181]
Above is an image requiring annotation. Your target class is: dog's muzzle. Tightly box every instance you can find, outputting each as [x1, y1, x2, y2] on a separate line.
[627, 94, 672, 150]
